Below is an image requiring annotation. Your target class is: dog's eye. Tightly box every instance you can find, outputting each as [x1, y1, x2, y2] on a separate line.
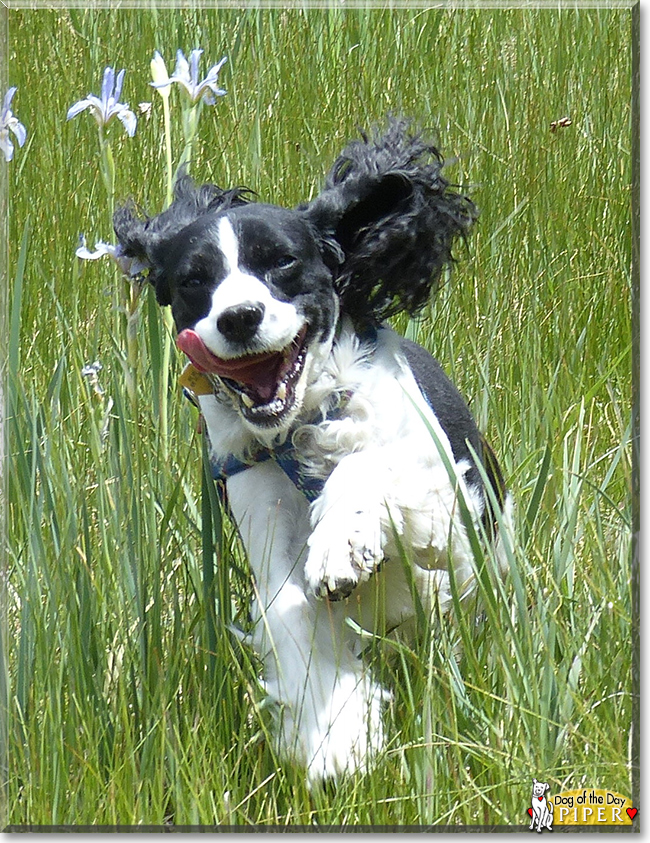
[273, 255, 298, 271]
[180, 277, 204, 289]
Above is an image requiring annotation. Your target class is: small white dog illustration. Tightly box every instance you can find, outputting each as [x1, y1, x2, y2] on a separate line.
[530, 778, 554, 832]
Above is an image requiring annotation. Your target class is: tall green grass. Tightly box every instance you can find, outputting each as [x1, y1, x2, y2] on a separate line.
[4, 5, 634, 827]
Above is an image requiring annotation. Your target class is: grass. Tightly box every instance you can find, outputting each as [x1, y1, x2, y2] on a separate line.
[4, 4, 635, 828]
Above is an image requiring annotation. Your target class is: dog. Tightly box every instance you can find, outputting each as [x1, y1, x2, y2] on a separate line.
[530, 779, 554, 832]
[113, 119, 513, 782]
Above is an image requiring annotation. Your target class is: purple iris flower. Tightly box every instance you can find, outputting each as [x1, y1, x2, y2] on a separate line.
[67, 67, 137, 137]
[76, 236, 146, 278]
[1, 87, 27, 162]
[152, 49, 227, 105]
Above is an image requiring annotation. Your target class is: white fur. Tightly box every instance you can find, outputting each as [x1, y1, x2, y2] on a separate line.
[225, 460, 385, 782]
[198, 318, 511, 780]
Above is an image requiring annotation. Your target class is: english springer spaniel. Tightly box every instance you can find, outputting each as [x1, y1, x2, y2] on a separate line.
[114, 119, 513, 782]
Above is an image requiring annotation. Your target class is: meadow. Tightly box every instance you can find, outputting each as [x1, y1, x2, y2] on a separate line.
[3, 4, 636, 828]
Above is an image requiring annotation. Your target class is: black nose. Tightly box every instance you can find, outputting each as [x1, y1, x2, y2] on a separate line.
[216, 303, 266, 344]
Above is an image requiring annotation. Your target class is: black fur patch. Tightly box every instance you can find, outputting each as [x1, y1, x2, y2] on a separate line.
[400, 338, 505, 535]
[304, 119, 478, 328]
[113, 177, 252, 306]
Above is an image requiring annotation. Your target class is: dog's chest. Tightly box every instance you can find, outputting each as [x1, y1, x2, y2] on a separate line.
[190, 325, 458, 502]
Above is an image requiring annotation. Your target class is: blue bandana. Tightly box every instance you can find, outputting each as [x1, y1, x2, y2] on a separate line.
[208, 391, 352, 503]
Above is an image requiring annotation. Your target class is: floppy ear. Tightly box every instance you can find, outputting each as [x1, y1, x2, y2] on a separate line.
[303, 118, 478, 327]
[113, 175, 251, 306]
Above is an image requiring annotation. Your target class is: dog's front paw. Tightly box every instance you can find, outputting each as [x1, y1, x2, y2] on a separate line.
[305, 508, 385, 600]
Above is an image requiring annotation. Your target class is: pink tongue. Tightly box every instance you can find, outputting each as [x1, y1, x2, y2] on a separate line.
[177, 329, 222, 373]
[177, 329, 282, 402]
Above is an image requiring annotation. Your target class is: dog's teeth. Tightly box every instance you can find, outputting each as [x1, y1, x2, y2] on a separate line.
[276, 382, 287, 402]
[241, 393, 254, 408]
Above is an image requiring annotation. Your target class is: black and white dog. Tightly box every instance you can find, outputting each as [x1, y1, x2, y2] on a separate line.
[114, 119, 512, 782]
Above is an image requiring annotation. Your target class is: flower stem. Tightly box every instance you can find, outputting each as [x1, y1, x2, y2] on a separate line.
[99, 126, 138, 410]
[158, 88, 176, 455]
[157, 100, 202, 455]
[175, 101, 202, 178]
[98, 127, 115, 231]
[162, 95, 174, 209]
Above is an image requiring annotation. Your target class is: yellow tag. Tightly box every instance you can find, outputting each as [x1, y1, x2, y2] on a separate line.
[179, 363, 215, 396]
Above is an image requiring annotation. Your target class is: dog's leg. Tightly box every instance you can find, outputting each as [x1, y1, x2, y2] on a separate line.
[226, 460, 384, 781]
[532, 806, 542, 831]
[305, 440, 495, 604]
[304, 450, 395, 601]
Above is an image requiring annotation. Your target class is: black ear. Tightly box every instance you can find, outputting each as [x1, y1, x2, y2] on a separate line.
[303, 119, 478, 326]
[113, 175, 252, 306]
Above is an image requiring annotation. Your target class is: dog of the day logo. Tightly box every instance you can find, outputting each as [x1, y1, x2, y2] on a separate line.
[528, 779, 553, 832]
[527, 780, 637, 829]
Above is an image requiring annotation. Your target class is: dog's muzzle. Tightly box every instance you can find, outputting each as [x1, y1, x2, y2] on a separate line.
[176, 326, 309, 427]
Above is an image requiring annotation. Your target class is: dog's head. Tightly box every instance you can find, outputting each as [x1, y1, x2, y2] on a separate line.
[114, 119, 477, 432]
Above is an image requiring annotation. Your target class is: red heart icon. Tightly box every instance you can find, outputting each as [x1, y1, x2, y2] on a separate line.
[627, 807, 638, 820]
[538, 796, 544, 800]
[527, 808, 533, 817]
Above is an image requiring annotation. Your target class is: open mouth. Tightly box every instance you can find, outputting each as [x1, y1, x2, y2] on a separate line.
[176, 326, 309, 426]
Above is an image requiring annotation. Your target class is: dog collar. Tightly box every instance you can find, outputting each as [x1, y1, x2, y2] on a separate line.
[178, 362, 354, 502]
[207, 388, 354, 503]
